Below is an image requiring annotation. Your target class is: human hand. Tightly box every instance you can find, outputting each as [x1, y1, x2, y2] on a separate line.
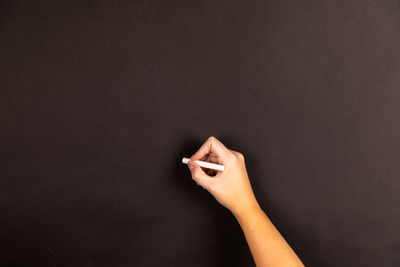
[187, 136, 259, 216]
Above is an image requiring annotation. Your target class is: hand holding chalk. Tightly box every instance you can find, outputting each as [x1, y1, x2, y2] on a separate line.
[185, 137, 305, 266]
[185, 136, 259, 216]
[182, 157, 224, 172]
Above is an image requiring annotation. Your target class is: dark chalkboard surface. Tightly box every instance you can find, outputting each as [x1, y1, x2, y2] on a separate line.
[1, 1, 400, 266]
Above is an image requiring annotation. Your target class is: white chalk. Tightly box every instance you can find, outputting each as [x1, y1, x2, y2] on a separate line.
[182, 157, 224, 172]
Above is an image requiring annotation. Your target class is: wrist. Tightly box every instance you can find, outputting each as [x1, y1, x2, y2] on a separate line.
[231, 197, 261, 219]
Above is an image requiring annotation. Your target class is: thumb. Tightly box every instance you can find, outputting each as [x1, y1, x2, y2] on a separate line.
[188, 161, 213, 190]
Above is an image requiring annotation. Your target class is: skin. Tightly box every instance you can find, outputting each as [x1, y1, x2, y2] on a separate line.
[187, 136, 304, 267]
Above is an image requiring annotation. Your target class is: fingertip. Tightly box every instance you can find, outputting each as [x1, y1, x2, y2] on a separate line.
[188, 161, 195, 170]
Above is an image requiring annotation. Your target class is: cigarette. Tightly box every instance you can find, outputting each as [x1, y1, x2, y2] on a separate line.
[182, 157, 224, 172]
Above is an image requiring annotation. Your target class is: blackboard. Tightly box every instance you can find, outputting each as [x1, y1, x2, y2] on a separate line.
[1, 1, 400, 266]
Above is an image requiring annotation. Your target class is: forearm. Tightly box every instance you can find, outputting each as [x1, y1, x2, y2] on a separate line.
[233, 203, 304, 267]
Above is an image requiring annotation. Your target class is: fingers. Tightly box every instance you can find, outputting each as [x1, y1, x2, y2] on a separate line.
[191, 136, 230, 163]
[188, 161, 214, 190]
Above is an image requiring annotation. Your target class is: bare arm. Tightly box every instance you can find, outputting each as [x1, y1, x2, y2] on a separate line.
[187, 136, 304, 267]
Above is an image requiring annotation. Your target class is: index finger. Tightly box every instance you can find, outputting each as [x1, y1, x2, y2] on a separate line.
[190, 136, 230, 163]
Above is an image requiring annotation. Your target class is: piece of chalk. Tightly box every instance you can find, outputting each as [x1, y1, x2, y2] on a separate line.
[182, 157, 224, 172]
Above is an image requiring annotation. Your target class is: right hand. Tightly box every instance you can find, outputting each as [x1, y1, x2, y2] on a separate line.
[187, 136, 259, 216]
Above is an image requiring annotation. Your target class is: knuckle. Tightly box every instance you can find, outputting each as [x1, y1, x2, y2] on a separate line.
[192, 172, 205, 184]
[236, 152, 244, 161]
[208, 136, 216, 142]
[230, 151, 244, 164]
[191, 171, 198, 180]
[192, 173, 200, 181]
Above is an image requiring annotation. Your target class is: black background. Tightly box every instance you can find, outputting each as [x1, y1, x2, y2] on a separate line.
[1, 1, 400, 266]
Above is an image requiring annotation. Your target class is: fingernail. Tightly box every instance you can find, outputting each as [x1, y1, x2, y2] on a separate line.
[188, 162, 194, 170]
